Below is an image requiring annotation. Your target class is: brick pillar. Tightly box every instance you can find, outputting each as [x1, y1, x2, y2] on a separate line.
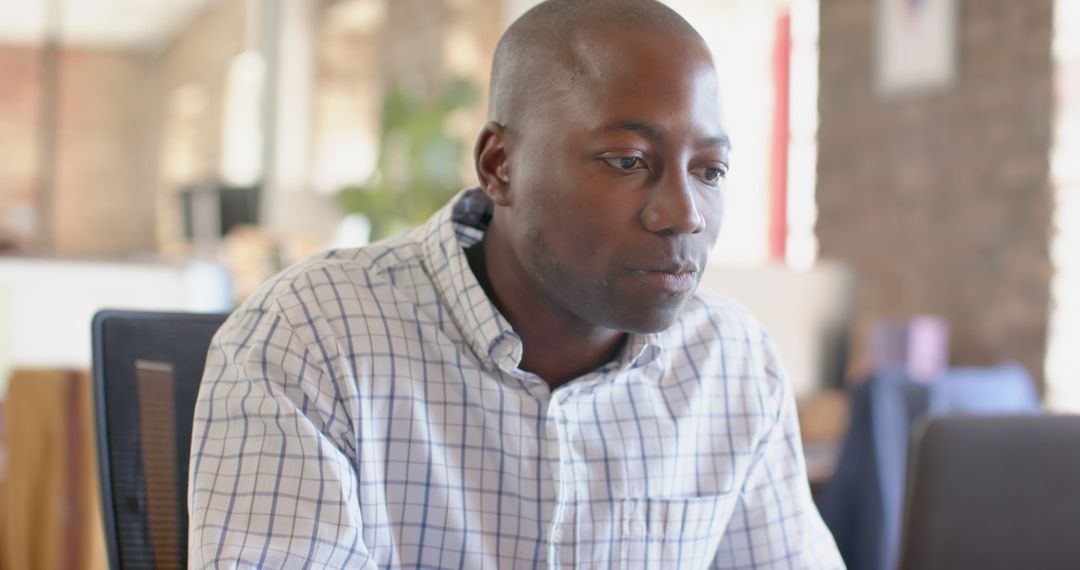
[817, 0, 1055, 386]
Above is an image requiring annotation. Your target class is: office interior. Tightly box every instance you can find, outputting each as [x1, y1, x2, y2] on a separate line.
[0, 0, 1078, 568]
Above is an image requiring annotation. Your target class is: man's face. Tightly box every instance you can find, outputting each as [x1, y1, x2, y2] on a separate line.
[499, 27, 729, 334]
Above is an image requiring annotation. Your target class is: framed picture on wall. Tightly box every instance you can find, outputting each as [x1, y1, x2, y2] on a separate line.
[877, 0, 957, 94]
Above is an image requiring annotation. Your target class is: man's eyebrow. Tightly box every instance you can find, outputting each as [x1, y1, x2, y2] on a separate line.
[701, 133, 732, 150]
[600, 120, 732, 150]
[601, 120, 665, 141]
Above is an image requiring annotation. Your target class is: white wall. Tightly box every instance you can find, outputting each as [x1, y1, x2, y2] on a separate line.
[0, 258, 231, 392]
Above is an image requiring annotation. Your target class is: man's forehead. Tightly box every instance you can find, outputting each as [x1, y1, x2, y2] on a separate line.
[488, 0, 720, 129]
[557, 29, 726, 134]
[564, 20, 713, 77]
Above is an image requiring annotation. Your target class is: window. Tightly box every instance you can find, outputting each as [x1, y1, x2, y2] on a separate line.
[1046, 0, 1080, 411]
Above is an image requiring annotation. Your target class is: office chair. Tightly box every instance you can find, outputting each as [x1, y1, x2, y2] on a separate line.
[899, 414, 1080, 570]
[92, 310, 229, 569]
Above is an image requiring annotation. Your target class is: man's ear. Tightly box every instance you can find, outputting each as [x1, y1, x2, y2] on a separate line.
[474, 121, 512, 207]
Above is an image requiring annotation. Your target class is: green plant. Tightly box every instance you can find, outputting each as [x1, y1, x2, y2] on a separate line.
[337, 77, 480, 240]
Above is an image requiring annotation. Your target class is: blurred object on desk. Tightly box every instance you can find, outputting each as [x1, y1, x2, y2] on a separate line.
[1, 369, 107, 570]
[799, 389, 851, 486]
[799, 389, 851, 506]
[800, 389, 853, 444]
[870, 315, 950, 382]
[180, 183, 260, 257]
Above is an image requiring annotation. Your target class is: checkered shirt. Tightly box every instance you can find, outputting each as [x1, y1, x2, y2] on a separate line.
[188, 189, 843, 569]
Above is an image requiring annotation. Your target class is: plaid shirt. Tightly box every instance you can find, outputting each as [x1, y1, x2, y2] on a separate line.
[189, 189, 843, 569]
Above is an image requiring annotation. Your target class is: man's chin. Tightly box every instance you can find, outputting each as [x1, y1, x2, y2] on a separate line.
[605, 294, 693, 334]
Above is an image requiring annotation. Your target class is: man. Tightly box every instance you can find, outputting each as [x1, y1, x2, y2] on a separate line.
[189, 0, 843, 568]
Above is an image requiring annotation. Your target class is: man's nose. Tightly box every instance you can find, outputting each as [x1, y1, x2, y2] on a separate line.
[640, 171, 706, 235]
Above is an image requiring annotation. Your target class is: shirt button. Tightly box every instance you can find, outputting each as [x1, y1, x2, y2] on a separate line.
[552, 527, 564, 542]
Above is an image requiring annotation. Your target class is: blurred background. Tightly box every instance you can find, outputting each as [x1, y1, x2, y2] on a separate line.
[0, 0, 1077, 567]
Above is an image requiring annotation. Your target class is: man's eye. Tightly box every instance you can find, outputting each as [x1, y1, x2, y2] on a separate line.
[604, 156, 646, 172]
[698, 165, 728, 185]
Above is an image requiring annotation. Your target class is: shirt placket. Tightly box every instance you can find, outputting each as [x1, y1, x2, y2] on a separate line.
[501, 358, 571, 570]
[545, 367, 624, 569]
[545, 384, 574, 569]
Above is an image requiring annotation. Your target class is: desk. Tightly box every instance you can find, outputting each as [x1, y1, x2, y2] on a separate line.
[1, 370, 107, 570]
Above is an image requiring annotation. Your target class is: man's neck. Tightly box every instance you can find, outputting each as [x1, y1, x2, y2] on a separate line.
[464, 232, 626, 391]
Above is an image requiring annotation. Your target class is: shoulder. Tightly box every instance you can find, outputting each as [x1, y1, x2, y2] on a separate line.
[218, 230, 430, 344]
[253, 231, 425, 307]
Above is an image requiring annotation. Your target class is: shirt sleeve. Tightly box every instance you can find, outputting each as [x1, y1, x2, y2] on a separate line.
[710, 335, 845, 569]
[188, 308, 377, 569]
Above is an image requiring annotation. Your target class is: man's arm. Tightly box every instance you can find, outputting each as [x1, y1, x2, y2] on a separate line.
[711, 336, 845, 569]
[188, 309, 376, 569]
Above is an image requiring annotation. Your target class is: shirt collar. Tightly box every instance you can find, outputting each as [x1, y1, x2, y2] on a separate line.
[622, 334, 662, 371]
[422, 188, 663, 377]
[422, 188, 521, 373]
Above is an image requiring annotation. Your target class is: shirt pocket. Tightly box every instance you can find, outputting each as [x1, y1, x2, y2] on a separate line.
[617, 493, 740, 569]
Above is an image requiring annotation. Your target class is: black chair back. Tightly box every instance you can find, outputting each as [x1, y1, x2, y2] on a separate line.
[92, 310, 229, 570]
[900, 414, 1080, 570]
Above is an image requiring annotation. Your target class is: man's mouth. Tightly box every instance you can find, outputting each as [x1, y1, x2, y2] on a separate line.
[630, 263, 700, 293]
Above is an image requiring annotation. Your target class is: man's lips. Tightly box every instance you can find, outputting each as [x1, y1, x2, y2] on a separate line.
[629, 268, 699, 293]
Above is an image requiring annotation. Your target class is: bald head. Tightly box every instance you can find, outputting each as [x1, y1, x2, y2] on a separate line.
[488, 0, 712, 126]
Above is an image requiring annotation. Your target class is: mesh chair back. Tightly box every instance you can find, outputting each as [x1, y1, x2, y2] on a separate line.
[900, 415, 1080, 570]
[92, 310, 229, 570]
